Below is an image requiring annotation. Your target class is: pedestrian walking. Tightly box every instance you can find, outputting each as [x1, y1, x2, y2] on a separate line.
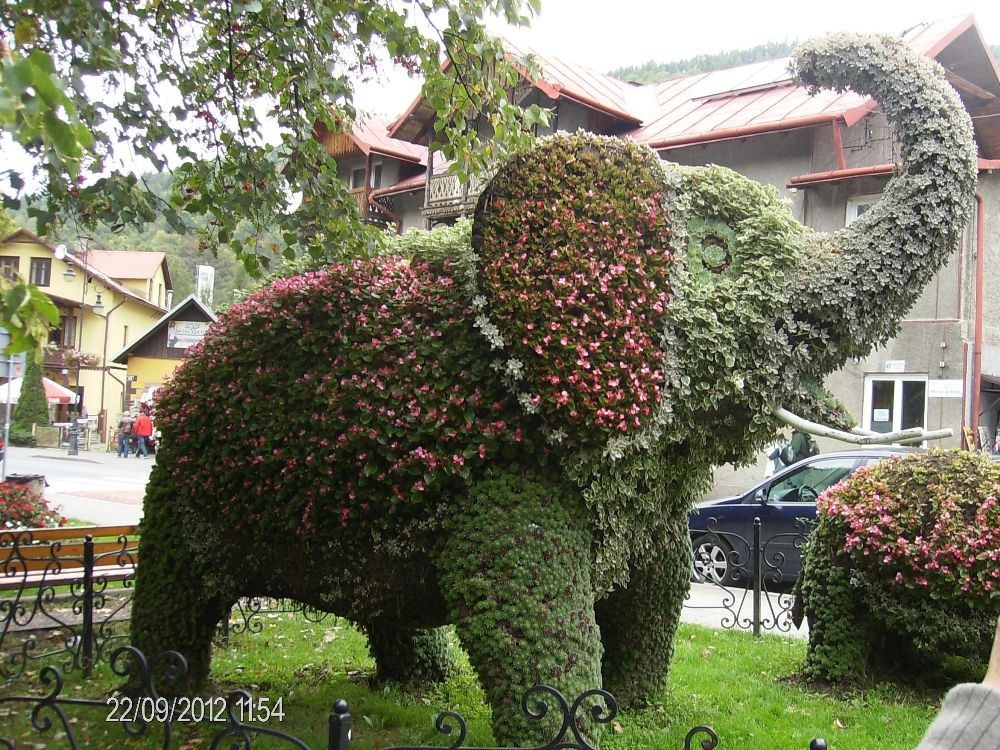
[116, 412, 134, 458]
[134, 410, 153, 459]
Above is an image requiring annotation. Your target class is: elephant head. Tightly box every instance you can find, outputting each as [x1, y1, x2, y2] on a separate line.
[471, 33, 977, 466]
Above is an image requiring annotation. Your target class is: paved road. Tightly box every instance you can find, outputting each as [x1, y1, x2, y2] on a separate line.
[3, 443, 153, 525]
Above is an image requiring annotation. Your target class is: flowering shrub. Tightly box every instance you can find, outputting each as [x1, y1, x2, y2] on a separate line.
[0, 482, 66, 529]
[472, 133, 675, 445]
[800, 450, 1000, 682]
[819, 450, 1000, 602]
[63, 349, 100, 367]
[153, 252, 539, 538]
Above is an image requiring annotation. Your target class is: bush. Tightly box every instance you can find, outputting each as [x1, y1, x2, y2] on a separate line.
[13, 354, 50, 432]
[8, 426, 37, 447]
[799, 449, 1000, 683]
[0, 481, 65, 530]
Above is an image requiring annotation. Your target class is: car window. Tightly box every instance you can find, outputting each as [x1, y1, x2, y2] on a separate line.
[767, 458, 859, 503]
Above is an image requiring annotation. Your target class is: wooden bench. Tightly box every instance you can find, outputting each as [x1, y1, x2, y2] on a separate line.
[0, 524, 140, 592]
[1, 525, 141, 676]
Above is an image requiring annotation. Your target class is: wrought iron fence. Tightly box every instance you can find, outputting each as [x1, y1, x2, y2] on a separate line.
[221, 596, 334, 639]
[0, 528, 137, 679]
[1, 528, 334, 678]
[685, 516, 809, 636]
[0, 646, 828, 750]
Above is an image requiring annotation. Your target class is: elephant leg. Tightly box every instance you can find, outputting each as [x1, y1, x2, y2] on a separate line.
[130, 487, 232, 688]
[595, 514, 691, 707]
[436, 470, 604, 746]
[363, 623, 456, 685]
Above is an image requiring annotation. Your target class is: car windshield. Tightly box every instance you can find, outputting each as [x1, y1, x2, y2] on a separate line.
[767, 457, 857, 503]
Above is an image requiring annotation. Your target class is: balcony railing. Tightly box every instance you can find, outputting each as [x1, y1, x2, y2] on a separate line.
[426, 172, 486, 210]
[348, 187, 368, 218]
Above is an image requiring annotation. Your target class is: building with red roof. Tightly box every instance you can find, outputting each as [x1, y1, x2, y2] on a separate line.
[340, 13, 1000, 453]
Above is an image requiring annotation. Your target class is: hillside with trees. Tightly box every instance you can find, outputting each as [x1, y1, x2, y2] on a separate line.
[9, 173, 251, 309]
[612, 40, 1000, 83]
[610, 41, 798, 82]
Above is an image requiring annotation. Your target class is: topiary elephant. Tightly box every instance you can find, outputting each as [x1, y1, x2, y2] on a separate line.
[131, 33, 976, 745]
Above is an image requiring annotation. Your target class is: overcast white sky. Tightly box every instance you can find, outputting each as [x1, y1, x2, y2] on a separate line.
[355, 0, 1000, 117]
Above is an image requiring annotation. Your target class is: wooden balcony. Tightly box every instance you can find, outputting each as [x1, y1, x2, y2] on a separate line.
[422, 172, 487, 221]
[348, 187, 368, 218]
[43, 347, 73, 370]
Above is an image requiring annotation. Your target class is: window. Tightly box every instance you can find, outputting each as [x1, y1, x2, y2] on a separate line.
[350, 167, 366, 190]
[29, 257, 52, 286]
[846, 194, 881, 225]
[863, 374, 927, 437]
[51, 314, 77, 348]
[0, 256, 19, 279]
[370, 162, 382, 189]
[767, 458, 858, 504]
[123, 325, 129, 347]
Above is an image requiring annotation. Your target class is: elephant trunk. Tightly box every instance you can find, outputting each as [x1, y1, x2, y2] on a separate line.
[788, 33, 978, 373]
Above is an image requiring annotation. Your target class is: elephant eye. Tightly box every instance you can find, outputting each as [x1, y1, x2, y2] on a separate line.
[686, 218, 735, 276]
[699, 235, 730, 273]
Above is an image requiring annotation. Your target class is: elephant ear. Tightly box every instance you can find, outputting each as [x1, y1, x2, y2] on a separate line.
[471, 132, 677, 447]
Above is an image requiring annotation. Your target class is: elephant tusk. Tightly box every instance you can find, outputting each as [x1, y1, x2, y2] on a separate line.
[773, 407, 953, 445]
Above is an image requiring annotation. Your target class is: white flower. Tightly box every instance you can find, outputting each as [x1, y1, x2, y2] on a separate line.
[517, 392, 537, 413]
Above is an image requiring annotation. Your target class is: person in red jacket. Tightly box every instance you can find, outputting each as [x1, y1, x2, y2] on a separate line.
[133, 410, 153, 458]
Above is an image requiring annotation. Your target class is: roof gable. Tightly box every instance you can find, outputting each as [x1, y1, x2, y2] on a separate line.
[86, 249, 173, 288]
[627, 14, 1000, 152]
[112, 294, 218, 364]
[388, 38, 649, 144]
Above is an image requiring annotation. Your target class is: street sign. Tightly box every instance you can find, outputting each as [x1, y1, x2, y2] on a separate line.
[0, 328, 27, 378]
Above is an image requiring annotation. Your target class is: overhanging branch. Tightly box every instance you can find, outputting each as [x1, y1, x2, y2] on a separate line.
[774, 407, 952, 445]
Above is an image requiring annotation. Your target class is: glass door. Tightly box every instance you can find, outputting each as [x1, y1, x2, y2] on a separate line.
[862, 375, 927, 436]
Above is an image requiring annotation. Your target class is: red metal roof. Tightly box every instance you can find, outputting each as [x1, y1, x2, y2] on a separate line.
[376, 14, 995, 194]
[502, 39, 647, 124]
[628, 15, 979, 148]
[352, 116, 427, 164]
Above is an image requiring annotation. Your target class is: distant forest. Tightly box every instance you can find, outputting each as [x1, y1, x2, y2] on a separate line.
[611, 41, 1000, 83]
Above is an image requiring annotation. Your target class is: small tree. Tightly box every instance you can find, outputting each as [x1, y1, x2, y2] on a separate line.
[12, 354, 49, 431]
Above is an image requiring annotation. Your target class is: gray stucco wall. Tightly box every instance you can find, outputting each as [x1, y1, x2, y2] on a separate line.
[387, 191, 425, 233]
[977, 172, 1000, 357]
[661, 118, 985, 495]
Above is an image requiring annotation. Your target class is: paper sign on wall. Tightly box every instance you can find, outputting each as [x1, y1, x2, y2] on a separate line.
[928, 379, 963, 398]
[883, 360, 906, 373]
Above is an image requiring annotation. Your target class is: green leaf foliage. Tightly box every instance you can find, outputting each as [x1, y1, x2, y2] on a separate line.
[800, 450, 1000, 683]
[0, 0, 544, 276]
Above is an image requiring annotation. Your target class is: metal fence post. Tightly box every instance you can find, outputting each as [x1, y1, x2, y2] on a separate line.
[752, 518, 762, 637]
[329, 698, 352, 750]
[82, 534, 94, 676]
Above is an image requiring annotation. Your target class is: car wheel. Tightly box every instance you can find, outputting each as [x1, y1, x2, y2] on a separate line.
[691, 536, 734, 584]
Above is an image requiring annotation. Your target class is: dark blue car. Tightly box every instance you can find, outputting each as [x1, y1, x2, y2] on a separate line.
[689, 446, 921, 584]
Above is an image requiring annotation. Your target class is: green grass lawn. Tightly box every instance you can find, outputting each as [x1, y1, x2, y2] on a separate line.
[0, 614, 950, 750]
